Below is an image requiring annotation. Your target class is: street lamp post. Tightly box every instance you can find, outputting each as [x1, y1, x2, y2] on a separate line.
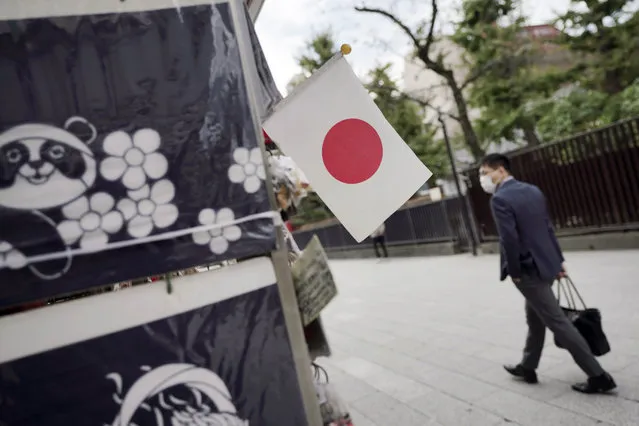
[437, 114, 478, 256]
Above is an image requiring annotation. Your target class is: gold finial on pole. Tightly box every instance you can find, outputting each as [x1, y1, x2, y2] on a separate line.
[340, 43, 352, 55]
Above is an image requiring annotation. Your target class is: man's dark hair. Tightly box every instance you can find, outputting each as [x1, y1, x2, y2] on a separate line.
[481, 153, 512, 173]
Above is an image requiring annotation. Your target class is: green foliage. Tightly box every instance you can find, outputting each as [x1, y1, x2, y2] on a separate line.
[532, 88, 608, 141]
[556, 0, 639, 94]
[609, 79, 639, 119]
[452, 0, 548, 147]
[529, 78, 639, 142]
[452, 0, 639, 148]
[297, 30, 337, 77]
[535, 80, 639, 142]
[290, 192, 333, 227]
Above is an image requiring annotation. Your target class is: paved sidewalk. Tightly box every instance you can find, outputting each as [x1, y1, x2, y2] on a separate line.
[318, 250, 639, 426]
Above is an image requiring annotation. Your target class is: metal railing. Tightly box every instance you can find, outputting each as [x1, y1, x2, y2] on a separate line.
[293, 196, 473, 250]
[464, 117, 639, 239]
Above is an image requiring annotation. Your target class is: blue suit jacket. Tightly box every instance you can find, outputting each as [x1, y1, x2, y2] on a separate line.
[490, 179, 564, 281]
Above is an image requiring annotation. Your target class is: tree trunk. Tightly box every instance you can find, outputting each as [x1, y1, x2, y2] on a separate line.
[521, 121, 541, 146]
[602, 69, 624, 95]
[448, 77, 485, 160]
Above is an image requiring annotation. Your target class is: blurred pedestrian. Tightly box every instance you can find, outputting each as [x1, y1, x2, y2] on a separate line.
[480, 153, 615, 394]
[370, 223, 388, 258]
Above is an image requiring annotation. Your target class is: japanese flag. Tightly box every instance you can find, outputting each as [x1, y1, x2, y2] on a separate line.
[263, 55, 432, 242]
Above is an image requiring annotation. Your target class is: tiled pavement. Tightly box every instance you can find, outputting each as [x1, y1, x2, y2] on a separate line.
[318, 250, 639, 425]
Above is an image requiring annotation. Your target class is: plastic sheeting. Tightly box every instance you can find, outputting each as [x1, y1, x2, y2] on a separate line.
[0, 257, 307, 426]
[0, 2, 278, 308]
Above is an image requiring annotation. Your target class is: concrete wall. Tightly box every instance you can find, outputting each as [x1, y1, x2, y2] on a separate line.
[480, 231, 639, 254]
[326, 241, 458, 259]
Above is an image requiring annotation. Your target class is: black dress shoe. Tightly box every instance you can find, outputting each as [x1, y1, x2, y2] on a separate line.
[504, 364, 538, 384]
[572, 373, 617, 394]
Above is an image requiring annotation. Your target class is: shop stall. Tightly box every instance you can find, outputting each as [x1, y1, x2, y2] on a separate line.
[0, 1, 330, 424]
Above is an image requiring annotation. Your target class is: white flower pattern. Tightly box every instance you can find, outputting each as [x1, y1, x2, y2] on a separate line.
[100, 128, 169, 190]
[57, 193, 124, 251]
[117, 179, 179, 238]
[192, 208, 241, 255]
[0, 241, 27, 270]
[228, 147, 266, 193]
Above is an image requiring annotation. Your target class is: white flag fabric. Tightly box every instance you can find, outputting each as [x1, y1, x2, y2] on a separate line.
[263, 55, 433, 242]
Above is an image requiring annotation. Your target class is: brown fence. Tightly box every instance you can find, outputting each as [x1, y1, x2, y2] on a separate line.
[465, 117, 639, 240]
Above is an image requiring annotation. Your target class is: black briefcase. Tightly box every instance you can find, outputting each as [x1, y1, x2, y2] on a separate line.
[554, 277, 611, 357]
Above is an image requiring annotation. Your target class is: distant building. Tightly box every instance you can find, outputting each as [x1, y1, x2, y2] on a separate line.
[516, 24, 570, 68]
[403, 36, 478, 140]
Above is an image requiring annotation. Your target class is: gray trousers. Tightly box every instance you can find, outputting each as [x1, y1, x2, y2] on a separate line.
[515, 272, 604, 378]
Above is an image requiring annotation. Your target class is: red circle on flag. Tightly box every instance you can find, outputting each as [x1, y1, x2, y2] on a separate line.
[321, 118, 383, 184]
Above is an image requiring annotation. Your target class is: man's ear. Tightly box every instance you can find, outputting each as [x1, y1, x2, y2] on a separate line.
[64, 116, 97, 145]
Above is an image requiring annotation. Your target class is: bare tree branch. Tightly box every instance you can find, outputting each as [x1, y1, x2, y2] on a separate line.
[429, 105, 460, 122]
[445, 111, 461, 122]
[400, 91, 461, 122]
[400, 89, 461, 121]
[355, 5, 422, 50]
[355, 0, 439, 60]
[356, 0, 447, 74]
[423, 0, 438, 56]
[405, 82, 450, 94]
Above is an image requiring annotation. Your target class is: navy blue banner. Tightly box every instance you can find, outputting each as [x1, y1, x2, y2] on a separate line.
[0, 284, 306, 425]
[0, 2, 277, 308]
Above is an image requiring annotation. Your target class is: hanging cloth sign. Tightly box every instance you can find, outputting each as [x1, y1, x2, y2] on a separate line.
[0, 1, 276, 309]
[0, 257, 308, 426]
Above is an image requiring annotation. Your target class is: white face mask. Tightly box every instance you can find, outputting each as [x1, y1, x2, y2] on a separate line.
[480, 174, 497, 194]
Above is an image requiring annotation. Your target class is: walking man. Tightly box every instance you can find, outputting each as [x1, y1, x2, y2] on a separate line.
[370, 223, 388, 258]
[480, 153, 616, 394]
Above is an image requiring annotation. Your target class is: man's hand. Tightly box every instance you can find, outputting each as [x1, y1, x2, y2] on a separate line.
[558, 263, 567, 278]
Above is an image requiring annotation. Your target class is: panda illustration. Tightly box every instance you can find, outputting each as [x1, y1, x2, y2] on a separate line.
[0, 116, 97, 210]
[0, 117, 97, 280]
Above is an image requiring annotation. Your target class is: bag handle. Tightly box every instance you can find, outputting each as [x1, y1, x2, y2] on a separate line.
[557, 277, 575, 308]
[556, 278, 572, 308]
[556, 278, 567, 307]
[556, 276, 587, 310]
[312, 362, 329, 383]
